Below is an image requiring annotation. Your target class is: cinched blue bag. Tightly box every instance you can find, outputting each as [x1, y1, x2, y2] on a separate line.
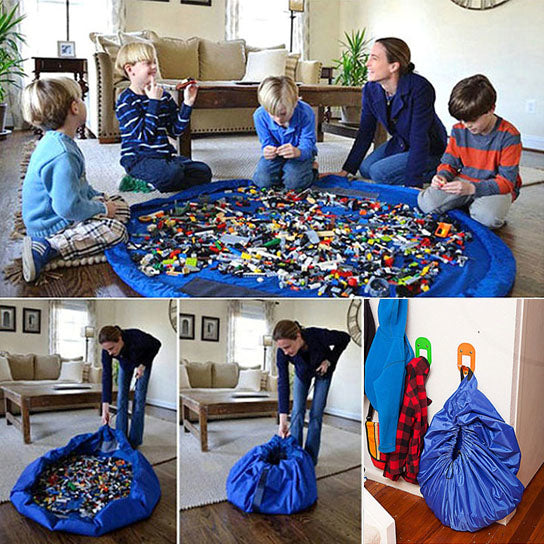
[418, 371, 524, 532]
[11, 425, 161, 536]
[226, 435, 317, 514]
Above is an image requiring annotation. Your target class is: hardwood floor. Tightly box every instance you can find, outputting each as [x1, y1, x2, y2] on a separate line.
[365, 462, 544, 544]
[1, 130, 543, 297]
[180, 414, 362, 544]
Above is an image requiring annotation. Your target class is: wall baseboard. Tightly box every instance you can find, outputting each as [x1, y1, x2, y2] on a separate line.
[324, 406, 361, 422]
[146, 397, 176, 411]
[523, 134, 544, 152]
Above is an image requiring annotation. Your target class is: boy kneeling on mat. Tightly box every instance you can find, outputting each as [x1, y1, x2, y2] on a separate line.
[21, 78, 130, 282]
[115, 42, 212, 192]
[418, 74, 522, 229]
[253, 76, 318, 191]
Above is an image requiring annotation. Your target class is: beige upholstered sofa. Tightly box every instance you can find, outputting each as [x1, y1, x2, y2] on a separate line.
[88, 31, 322, 143]
[0, 352, 102, 416]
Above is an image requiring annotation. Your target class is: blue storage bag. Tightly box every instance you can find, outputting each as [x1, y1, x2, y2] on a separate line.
[11, 425, 161, 536]
[418, 371, 524, 532]
[226, 435, 317, 514]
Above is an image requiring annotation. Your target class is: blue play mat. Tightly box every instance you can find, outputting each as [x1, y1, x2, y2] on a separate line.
[105, 177, 515, 297]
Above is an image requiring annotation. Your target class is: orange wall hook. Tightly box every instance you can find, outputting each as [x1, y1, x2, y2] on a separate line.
[457, 342, 476, 376]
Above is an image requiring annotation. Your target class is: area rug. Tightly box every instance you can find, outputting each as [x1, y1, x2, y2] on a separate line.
[179, 417, 361, 510]
[0, 408, 177, 503]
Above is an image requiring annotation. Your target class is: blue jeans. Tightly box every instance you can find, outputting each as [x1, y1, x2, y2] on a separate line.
[127, 155, 212, 193]
[359, 142, 441, 187]
[116, 364, 151, 448]
[253, 156, 317, 191]
[290, 373, 332, 465]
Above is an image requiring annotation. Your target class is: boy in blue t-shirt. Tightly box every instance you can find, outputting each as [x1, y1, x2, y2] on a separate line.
[253, 76, 318, 190]
[115, 42, 212, 192]
[21, 77, 129, 282]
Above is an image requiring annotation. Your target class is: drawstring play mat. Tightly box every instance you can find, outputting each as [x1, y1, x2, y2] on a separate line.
[418, 369, 524, 532]
[11, 425, 161, 536]
[226, 435, 317, 514]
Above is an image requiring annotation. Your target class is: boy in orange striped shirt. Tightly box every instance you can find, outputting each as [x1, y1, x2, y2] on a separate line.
[418, 74, 521, 228]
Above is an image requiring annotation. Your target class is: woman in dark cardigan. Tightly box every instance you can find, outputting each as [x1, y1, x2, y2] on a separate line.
[99, 325, 161, 449]
[274, 320, 350, 466]
[329, 37, 447, 188]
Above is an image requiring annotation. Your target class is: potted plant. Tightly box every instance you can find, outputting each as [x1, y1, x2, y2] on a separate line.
[0, 2, 26, 138]
[332, 29, 371, 125]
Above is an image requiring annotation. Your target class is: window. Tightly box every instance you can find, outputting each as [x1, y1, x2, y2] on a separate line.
[52, 300, 89, 359]
[237, 0, 291, 49]
[234, 301, 268, 369]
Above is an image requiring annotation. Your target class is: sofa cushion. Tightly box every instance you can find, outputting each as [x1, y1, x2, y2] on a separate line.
[34, 354, 62, 380]
[212, 362, 239, 388]
[180, 364, 191, 389]
[152, 36, 199, 80]
[6, 353, 35, 380]
[199, 38, 246, 81]
[186, 361, 213, 388]
[59, 360, 84, 383]
[236, 369, 262, 391]
[0, 356, 13, 382]
[242, 49, 288, 82]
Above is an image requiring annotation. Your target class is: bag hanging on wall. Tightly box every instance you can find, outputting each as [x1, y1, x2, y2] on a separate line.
[11, 425, 161, 536]
[418, 369, 524, 532]
[226, 435, 317, 514]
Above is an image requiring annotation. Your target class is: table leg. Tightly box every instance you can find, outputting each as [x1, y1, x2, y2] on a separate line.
[182, 403, 189, 432]
[178, 120, 192, 159]
[199, 408, 208, 452]
[4, 396, 11, 425]
[317, 106, 324, 142]
[21, 399, 31, 444]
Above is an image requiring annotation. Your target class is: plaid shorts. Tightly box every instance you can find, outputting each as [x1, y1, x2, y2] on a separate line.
[48, 195, 130, 261]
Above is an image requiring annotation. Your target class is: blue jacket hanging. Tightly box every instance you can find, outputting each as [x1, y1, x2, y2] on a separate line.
[418, 370, 524, 532]
[364, 299, 414, 453]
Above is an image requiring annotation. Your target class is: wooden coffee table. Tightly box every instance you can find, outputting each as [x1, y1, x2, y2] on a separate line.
[172, 82, 366, 158]
[1, 383, 131, 444]
[180, 390, 311, 452]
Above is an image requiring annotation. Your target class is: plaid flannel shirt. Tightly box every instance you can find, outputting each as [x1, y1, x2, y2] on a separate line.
[383, 356, 431, 484]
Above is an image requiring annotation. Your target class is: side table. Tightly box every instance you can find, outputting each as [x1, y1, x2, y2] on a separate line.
[32, 56, 88, 139]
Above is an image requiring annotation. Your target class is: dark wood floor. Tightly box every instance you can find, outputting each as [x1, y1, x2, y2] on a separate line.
[180, 414, 362, 544]
[365, 462, 544, 544]
[1, 130, 542, 297]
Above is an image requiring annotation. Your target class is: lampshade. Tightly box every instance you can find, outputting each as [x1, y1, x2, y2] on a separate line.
[81, 326, 95, 338]
[289, 0, 305, 12]
[262, 335, 274, 347]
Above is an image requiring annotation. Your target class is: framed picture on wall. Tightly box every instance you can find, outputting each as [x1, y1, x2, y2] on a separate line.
[179, 313, 195, 340]
[57, 40, 76, 58]
[23, 308, 41, 334]
[0, 305, 16, 332]
[181, 0, 212, 6]
[201, 316, 219, 342]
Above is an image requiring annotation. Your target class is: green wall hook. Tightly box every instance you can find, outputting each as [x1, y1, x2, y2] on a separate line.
[415, 336, 432, 365]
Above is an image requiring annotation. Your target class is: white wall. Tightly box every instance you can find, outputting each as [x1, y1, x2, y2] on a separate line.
[0, 299, 50, 355]
[96, 300, 177, 410]
[274, 299, 362, 421]
[179, 300, 229, 362]
[358, 0, 544, 149]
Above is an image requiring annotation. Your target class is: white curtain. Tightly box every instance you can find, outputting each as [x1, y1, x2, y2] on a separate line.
[109, 0, 126, 33]
[263, 301, 275, 373]
[293, 0, 310, 60]
[226, 299, 241, 364]
[48, 299, 62, 355]
[224, 0, 240, 40]
[85, 299, 97, 366]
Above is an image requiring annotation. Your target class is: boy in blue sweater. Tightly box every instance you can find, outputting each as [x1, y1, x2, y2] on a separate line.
[21, 78, 129, 282]
[253, 76, 318, 190]
[115, 42, 212, 192]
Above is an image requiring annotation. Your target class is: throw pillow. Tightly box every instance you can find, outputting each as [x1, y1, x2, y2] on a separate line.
[245, 43, 286, 55]
[0, 356, 13, 382]
[236, 369, 262, 392]
[180, 364, 191, 389]
[6, 353, 34, 380]
[152, 36, 199, 80]
[285, 53, 300, 81]
[34, 354, 62, 380]
[185, 361, 212, 388]
[242, 49, 288, 83]
[212, 362, 239, 388]
[58, 361, 84, 383]
[199, 38, 246, 81]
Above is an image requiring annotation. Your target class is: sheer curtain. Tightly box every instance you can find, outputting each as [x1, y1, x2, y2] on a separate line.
[293, 0, 310, 60]
[226, 299, 242, 364]
[224, 0, 239, 41]
[263, 301, 275, 373]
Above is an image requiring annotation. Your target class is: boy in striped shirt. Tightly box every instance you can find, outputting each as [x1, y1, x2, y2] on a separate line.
[418, 74, 521, 228]
[115, 42, 212, 192]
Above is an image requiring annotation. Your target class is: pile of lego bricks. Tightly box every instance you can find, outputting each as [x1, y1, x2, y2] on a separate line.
[31, 454, 132, 519]
[125, 185, 471, 297]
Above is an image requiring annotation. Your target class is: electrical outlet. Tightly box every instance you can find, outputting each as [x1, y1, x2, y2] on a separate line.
[526, 99, 536, 114]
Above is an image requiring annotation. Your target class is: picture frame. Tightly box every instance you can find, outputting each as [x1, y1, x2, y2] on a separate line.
[181, 0, 212, 6]
[0, 305, 16, 332]
[57, 40, 76, 58]
[179, 313, 195, 340]
[23, 308, 41, 334]
[201, 316, 220, 342]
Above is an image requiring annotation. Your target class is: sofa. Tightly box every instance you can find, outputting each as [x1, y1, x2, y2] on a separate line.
[0, 352, 102, 416]
[88, 31, 323, 143]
